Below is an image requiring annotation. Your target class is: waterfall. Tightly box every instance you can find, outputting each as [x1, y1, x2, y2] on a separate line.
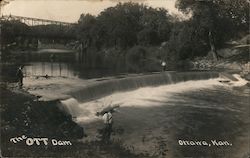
[58, 71, 219, 123]
[60, 97, 101, 122]
[60, 98, 82, 118]
[68, 71, 219, 102]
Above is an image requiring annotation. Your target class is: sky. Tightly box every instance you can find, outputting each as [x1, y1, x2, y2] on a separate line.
[2, 0, 180, 23]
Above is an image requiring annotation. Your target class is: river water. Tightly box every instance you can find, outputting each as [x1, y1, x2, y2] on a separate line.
[62, 78, 249, 158]
[23, 61, 120, 79]
[1, 49, 122, 81]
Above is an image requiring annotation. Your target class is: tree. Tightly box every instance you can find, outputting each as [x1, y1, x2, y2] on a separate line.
[76, 2, 173, 49]
[1, 20, 30, 46]
[176, 0, 250, 61]
[74, 2, 173, 70]
[77, 14, 97, 48]
[139, 7, 172, 44]
[97, 2, 144, 48]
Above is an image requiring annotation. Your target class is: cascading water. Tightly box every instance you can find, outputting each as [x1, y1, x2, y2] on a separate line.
[60, 98, 84, 119]
[58, 71, 220, 124]
[68, 71, 219, 102]
[60, 98, 104, 123]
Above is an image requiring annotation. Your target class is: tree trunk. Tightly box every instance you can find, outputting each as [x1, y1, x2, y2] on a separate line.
[208, 30, 218, 61]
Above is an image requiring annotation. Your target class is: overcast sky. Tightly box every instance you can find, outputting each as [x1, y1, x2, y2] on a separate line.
[2, 0, 180, 23]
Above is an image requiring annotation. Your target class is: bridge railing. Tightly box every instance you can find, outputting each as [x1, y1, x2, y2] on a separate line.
[0, 15, 76, 26]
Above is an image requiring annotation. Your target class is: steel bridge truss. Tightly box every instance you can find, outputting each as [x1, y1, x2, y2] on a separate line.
[0, 15, 75, 26]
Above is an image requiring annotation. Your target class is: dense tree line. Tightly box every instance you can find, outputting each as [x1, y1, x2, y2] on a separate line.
[74, 3, 173, 71]
[175, 0, 249, 61]
[1, 20, 30, 47]
[1, 1, 249, 71]
[76, 3, 172, 50]
[74, 1, 249, 71]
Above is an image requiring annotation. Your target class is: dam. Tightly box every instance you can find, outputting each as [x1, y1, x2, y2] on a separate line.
[24, 71, 249, 157]
[68, 71, 219, 102]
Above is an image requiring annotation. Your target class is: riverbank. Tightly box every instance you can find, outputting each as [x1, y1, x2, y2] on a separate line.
[0, 82, 146, 157]
[0, 83, 81, 156]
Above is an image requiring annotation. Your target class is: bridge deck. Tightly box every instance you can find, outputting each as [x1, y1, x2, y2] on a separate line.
[0, 15, 76, 26]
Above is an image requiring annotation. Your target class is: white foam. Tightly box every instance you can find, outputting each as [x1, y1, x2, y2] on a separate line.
[61, 98, 85, 118]
[59, 76, 247, 124]
[230, 74, 248, 87]
[74, 78, 223, 123]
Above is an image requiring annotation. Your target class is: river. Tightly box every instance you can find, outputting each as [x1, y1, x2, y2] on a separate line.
[61, 77, 249, 158]
[0, 49, 124, 81]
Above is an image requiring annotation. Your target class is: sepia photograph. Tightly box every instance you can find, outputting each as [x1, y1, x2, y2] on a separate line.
[0, 0, 249, 157]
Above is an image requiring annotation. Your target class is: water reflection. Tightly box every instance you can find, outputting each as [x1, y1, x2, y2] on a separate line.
[21, 49, 121, 79]
[24, 62, 77, 78]
[23, 62, 122, 79]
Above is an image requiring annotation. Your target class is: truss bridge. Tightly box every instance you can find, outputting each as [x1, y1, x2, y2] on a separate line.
[0, 15, 75, 26]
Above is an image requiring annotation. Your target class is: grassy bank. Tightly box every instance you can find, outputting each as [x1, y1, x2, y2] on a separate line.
[0, 83, 81, 156]
[0, 83, 148, 158]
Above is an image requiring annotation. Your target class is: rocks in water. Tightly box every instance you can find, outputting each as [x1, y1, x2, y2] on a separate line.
[240, 62, 250, 81]
[217, 48, 242, 58]
[243, 74, 250, 81]
[218, 80, 230, 83]
[191, 57, 215, 70]
[219, 72, 238, 81]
